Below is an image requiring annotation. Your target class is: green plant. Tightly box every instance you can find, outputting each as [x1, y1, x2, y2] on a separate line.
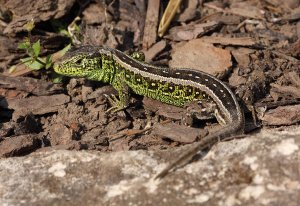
[17, 20, 53, 70]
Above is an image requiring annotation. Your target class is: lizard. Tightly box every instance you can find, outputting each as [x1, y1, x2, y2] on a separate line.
[53, 45, 245, 179]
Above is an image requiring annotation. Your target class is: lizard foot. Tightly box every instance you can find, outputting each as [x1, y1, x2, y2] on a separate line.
[104, 94, 127, 114]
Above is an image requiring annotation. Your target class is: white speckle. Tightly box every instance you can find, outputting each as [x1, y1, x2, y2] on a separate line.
[239, 186, 265, 200]
[144, 178, 160, 193]
[122, 56, 126, 60]
[253, 174, 264, 184]
[48, 162, 67, 177]
[188, 73, 193, 76]
[267, 183, 285, 191]
[175, 72, 180, 75]
[243, 156, 258, 170]
[224, 195, 238, 206]
[213, 83, 217, 87]
[220, 89, 224, 92]
[273, 138, 298, 156]
[144, 67, 148, 70]
[81, 154, 97, 162]
[205, 79, 209, 81]
[187, 193, 211, 203]
[106, 180, 132, 198]
[184, 188, 198, 195]
[173, 181, 184, 191]
[163, 70, 168, 73]
[195, 76, 200, 79]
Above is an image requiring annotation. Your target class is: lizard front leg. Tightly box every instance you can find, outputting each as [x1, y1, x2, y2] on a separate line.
[106, 76, 130, 113]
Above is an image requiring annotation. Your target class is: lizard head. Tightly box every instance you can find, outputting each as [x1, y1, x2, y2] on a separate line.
[54, 46, 104, 80]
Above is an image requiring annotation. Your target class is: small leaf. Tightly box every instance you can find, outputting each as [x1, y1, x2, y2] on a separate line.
[27, 47, 35, 57]
[45, 55, 53, 69]
[24, 60, 44, 70]
[20, 57, 33, 63]
[32, 40, 41, 57]
[18, 42, 30, 49]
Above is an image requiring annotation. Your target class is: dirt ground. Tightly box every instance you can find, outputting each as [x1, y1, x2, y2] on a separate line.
[0, 0, 299, 158]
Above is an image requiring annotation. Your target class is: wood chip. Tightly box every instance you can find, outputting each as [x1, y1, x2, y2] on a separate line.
[143, 40, 167, 61]
[153, 122, 205, 143]
[231, 48, 255, 68]
[0, 75, 63, 96]
[261, 105, 300, 126]
[142, 0, 160, 49]
[169, 39, 232, 77]
[4, 0, 76, 35]
[0, 134, 40, 157]
[201, 36, 260, 47]
[166, 21, 221, 41]
[143, 97, 185, 120]
[271, 83, 300, 99]
[0, 94, 70, 120]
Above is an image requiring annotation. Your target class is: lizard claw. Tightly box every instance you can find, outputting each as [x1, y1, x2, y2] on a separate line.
[104, 94, 127, 114]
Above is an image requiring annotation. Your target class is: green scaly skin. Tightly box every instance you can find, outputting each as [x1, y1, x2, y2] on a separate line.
[54, 46, 209, 113]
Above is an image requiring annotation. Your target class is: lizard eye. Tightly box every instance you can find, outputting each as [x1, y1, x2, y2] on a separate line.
[75, 59, 82, 64]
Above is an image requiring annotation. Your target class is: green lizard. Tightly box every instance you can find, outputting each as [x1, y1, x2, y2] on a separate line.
[54, 45, 245, 178]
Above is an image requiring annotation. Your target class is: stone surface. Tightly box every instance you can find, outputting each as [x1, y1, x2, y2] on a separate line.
[0, 126, 300, 206]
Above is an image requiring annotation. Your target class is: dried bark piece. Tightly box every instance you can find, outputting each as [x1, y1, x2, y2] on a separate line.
[143, 40, 167, 61]
[1, 94, 70, 120]
[143, 97, 186, 120]
[49, 124, 75, 146]
[0, 75, 63, 96]
[14, 114, 41, 135]
[170, 39, 232, 78]
[282, 7, 300, 21]
[153, 122, 207, 143]
[201, 36, 259, 47]
[204, 1, 264, 20]
[261, 105, 300, 126]
[231, 48, 255, 69]
[4, 0, 76, 35]
[166, 21, 221, 41]
[0, 35, 18, 70]
[270, 84, 300, 99]
[83, 3, 112, 25]
[143, 0, 160, 48]
[177, 0, 199, 22]
[0, 134, 40, 157]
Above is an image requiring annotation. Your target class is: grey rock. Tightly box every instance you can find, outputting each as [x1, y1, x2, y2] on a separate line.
[1, 126, 299, 206]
